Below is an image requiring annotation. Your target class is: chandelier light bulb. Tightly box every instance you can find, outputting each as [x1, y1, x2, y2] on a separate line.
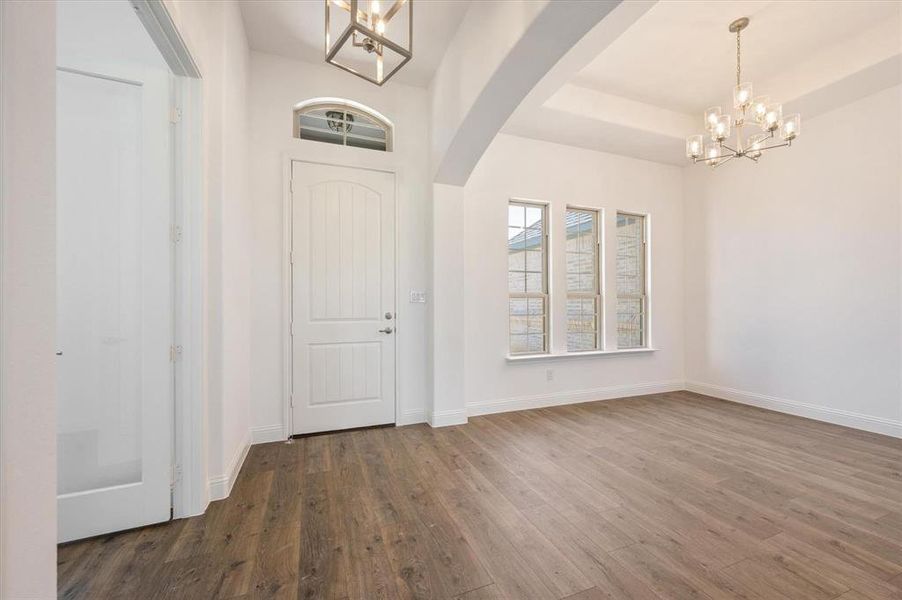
[713, 115, 732, 142]
[704, 106, 722, 131]
[751, 96, 769, 124]
[371, 0, 380, 16]
[375, 18, 385, 34]
[763, 103, 782, 132]
[733, 82, 753, 109]
[747, 133, 766, 159]
[686, 135, 704, 159]
[705, 143, 721, 165]
[781, 113, 800, 141]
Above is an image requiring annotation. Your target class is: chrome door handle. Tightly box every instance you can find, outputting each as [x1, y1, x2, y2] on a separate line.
[378, 327, 394, 334]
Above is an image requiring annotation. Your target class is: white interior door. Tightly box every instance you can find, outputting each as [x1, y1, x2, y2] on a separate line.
[56, 66, 172, 542]
[291, 161, 396, 435]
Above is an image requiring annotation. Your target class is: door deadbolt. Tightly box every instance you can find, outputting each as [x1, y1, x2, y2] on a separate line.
[384, 312, 393, 320]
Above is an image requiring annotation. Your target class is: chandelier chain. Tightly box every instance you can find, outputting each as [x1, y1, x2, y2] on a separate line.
[736, 28, 741, 86]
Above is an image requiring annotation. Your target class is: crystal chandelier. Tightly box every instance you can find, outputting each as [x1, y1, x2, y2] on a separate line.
[325, 0, 413, 86]
[686, 17, 800, 168]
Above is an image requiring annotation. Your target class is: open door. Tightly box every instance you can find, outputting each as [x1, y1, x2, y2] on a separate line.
[56, 0, 173, 543]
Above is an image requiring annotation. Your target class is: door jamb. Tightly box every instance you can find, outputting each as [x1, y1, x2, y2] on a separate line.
[170, 74, 206, 518]
[131, 0, 206, 519]
[282, 155, 401, 439]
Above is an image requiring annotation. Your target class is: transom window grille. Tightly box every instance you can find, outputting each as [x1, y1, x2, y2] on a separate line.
[293, 102, 392, 151]
[508, 201, 547, 355]
[616, 212, 647, 348]
[566, 208, 601, 351]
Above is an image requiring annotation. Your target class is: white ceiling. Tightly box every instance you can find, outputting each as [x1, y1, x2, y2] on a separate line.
[572, 0, 900, 116]
[504, 0, 901, 165]
[238, 0, 470, 87]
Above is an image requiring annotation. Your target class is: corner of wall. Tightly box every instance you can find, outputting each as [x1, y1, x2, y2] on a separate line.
[427, 409, 469, 428]
[250, 424, 285, 444]
[397, 409, 428, 426]
[208, 428, 251, 502]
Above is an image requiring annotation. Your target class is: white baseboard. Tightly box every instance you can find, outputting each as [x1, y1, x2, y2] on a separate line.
[397, 409, 427, 426]
[251, 424, 286, 444]
[208, 431, 251, 502]
[467, 379, 685, 418]
[685, 380, 902, 439]
[428, 408, 469, 428]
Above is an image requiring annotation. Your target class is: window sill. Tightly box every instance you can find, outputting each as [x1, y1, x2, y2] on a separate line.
[505, 348, 657, 363]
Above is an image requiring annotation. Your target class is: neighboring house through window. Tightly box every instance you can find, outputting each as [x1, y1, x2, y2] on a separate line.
[508, 201, 548, 355]
[566, 208, 601, 351]
[616, 212, 647, 348]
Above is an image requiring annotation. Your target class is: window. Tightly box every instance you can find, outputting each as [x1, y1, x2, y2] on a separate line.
[566, 208, 601, 351]
[508, 201, 547, 355]
[616, 212, 647, 348]
[293, 100, 392, 151]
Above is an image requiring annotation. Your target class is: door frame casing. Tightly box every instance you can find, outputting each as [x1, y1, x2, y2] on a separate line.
[170, 74, 206, 518]
[282, 154, 401, 438]
[130, 0, 206, 519]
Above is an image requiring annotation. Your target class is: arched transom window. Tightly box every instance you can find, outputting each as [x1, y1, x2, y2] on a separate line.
[293, 99, 393, 152]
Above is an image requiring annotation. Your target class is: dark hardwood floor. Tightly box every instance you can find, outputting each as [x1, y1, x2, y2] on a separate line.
[58, 391, 902, 599]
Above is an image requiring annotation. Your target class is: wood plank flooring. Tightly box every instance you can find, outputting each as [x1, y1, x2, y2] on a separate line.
[58, 391, 902, 599]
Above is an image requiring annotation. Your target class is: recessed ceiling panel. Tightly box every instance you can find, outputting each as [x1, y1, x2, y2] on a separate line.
[572, 0, 900, 115]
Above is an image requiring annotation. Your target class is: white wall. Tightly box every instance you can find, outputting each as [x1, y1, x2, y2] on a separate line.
[218, 1, 253, 497]
[684, 85, 902, 436]
[247, 51, 432, 434]
[462, 133, 685, 414]
[430, 184, 467, 425]
[0, 1, 58, 596]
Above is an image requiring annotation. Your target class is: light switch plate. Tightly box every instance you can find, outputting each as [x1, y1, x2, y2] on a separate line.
[409, 290, 427, 303]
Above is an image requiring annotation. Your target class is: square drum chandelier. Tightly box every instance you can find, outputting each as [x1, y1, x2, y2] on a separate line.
[325, 0, 412, 86]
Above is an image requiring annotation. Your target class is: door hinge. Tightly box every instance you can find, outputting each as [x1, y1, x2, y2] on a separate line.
[170, 463, 182, 488]
[170, 106, 182, 124]
[171, 225, 183, 243]
[170, 344, 183, 362]
[289, 321, 294, 336]
[289, 179, 294, 193]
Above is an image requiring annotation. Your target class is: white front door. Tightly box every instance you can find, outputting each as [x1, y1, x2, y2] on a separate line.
[291, 161, 396, 435]
[56, 66, 172, 542]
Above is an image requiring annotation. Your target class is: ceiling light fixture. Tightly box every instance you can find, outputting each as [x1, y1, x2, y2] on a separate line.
[325, 0, 412, 86]
[686, 17, 800, 168]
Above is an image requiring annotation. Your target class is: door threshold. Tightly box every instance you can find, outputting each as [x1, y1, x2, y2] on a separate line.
[290, 422, 396, 440]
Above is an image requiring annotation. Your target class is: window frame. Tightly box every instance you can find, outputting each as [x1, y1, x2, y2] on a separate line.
[565, 206, 603, 352]
[508, 199, 550, 356]
[292, 100, 393, 152]
[615, 211, 649, 350]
